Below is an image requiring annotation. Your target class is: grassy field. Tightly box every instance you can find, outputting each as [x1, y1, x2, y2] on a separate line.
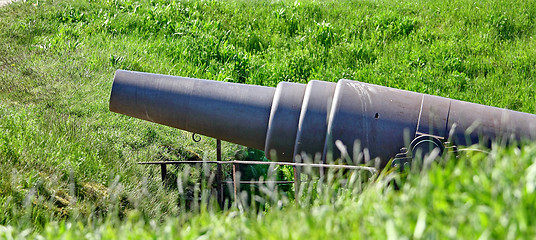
[1, 0, 536, 238]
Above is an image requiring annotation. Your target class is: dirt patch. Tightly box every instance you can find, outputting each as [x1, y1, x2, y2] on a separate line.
[0, 0, 19, 8]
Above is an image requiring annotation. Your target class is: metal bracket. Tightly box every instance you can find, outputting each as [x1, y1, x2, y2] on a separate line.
[192, 133, 201, 142]
[393, 135, 457, 171]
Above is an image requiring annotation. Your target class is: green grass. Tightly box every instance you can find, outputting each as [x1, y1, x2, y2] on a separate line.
[1, 0, 536, 238]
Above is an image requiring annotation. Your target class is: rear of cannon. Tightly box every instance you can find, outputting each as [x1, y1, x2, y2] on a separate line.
[109, 70, 536, 167]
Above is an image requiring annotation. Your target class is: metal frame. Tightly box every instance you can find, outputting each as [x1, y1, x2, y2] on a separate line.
[138, 139, 377, 208]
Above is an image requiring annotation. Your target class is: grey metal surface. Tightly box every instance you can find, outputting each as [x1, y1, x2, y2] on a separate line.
[293, 81, 336, 163]
[110, 70, 275, 150]
[264, 82, 306, 161]
[110, 70, 536, 167]
[324, 80, 422, 165]
[447, 99, 536, 146]
[416, 95, 451, 139]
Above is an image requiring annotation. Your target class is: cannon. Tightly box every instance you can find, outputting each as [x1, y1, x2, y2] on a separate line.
[109, 70, 536, 167]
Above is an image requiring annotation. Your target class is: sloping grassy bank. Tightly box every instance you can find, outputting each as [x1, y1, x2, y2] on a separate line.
[1, 0, 536, 238]
[3, 145, 536, 239]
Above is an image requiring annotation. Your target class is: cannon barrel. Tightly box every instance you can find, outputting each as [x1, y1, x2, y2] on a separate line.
[109, 70, 536, 166]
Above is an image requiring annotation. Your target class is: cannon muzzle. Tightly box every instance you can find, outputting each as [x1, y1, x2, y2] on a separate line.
[110, 70, 536, 166]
